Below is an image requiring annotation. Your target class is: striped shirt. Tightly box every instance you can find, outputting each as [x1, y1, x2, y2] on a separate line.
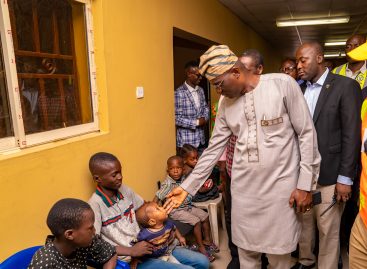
[156, 175, 192, 208]
[88, 184, 144, 262]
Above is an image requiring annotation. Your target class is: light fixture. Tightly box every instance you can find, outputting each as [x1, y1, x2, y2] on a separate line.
[325, 41, 346, 46]
[324, 52, 346, 58]
[276, 16, 350, 27]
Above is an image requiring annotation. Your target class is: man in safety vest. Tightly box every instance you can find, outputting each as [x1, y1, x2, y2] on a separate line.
[348, 40, 367, 269]
[333, 34, 367, 117]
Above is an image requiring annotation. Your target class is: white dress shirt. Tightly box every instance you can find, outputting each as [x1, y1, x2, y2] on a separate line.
[305, 68, 353, 185]
[185, 81, 200, 109]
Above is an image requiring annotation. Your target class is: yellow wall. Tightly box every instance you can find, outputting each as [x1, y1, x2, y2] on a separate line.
[0, 0, 281, 260]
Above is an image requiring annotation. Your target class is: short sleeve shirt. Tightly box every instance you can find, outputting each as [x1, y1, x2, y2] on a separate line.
[88, 184, 144, 262]
[155, 175, 192, 208]
[136, 220, 176, 258]
[28, 235, 115, 269]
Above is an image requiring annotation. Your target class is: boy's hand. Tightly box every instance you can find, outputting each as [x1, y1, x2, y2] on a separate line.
[130, 241, 153, 257]
[178, 236, 186, 246]
[289, 189, 312, 213]
[164, 187, 188, 214]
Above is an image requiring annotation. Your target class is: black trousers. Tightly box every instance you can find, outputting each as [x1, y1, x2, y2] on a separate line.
[225, 171, 240, 269]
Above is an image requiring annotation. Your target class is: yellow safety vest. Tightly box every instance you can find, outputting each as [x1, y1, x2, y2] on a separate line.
[333, 63, 367, 119]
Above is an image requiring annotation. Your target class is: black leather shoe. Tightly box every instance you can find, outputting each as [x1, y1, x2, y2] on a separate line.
[291, 262, 316, 269]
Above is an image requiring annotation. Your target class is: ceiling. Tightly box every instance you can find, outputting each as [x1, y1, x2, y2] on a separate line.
[218, 0, 367, 59]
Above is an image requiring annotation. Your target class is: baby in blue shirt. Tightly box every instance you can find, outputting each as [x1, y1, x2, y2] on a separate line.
[135, 202, 186, 264]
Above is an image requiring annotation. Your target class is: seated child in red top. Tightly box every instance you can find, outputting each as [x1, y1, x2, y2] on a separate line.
[154, 155, 219, 262]
[134, 201, 186, 266]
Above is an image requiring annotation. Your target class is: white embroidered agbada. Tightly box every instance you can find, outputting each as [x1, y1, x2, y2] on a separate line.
[180, 73, 320, 254]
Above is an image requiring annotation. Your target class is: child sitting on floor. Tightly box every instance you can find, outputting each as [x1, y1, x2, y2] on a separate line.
[134, 201, 186, 266]
[154, 155, 219, 262]
[28, 198, 117, 269]
[179, 144, 220, 202]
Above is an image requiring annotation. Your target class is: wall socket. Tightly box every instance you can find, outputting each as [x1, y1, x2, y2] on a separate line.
[136, 86, 144, 99]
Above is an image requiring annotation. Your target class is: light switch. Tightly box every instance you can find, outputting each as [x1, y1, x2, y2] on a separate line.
[136, 86, 144, 99]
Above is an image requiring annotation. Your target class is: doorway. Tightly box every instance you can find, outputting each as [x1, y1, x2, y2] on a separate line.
[173, 28, 216, 147]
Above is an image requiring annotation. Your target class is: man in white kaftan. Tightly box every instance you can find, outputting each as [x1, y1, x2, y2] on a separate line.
[165, 45, 321, 268]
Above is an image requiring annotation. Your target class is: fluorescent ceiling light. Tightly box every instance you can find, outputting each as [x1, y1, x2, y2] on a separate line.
[325, 41, 346, 46]
[324, 52, 346, 58]
[276, 16, 350, 27]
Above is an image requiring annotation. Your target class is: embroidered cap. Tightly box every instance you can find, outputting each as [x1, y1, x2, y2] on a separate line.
[199, 45, 238, 81]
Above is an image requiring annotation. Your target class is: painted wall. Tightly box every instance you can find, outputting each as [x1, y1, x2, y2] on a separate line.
[0, 0, 281, 260]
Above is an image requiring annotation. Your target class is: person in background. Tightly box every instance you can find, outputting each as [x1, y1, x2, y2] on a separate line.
[179, 144, 220, 203]
[280, 58, 306, 90]
[280, 58, 298, 80]
[333, 34, 367, 115]
[324, 60, 335, 71]
[240, 49, 264, 75]
[333, 34, 366, 88]
[175, 61, 210, 155]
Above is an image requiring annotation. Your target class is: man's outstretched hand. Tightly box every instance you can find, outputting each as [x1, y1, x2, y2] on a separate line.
[163, 187, 188, 214]
[289, 189, 312, 213]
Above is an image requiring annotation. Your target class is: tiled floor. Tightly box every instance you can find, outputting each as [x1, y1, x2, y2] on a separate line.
[211, 228, 350, 269]
[210, 228, 231, 268]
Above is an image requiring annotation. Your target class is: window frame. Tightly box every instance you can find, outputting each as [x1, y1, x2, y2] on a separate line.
[0, 0, 99, 150]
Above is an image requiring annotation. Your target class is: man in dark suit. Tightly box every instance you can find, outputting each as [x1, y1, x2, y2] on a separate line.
[291, 42, 362, 269]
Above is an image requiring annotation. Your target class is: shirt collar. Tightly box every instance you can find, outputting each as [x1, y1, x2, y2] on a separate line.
[96, 185, 124, 207]
[347, 61, 367, 74]
[306, 68, 329, 87]
[297, 79, 305, 85]
[167, 175, 183, 184]
[185, 81, 198, 92]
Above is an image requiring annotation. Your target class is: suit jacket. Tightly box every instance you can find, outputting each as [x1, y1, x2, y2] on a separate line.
[302, 72, 362, 185]
[175, 83, 209, 147]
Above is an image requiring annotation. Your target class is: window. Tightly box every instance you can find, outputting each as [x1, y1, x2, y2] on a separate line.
[0, 40, 14, 139]
[0, 0, 98, 151]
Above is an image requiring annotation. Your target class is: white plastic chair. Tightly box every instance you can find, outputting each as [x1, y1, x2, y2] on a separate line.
[193, 193, 226, 246]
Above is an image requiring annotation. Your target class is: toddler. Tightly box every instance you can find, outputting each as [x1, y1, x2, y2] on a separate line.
[134, 201, 186, 265]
